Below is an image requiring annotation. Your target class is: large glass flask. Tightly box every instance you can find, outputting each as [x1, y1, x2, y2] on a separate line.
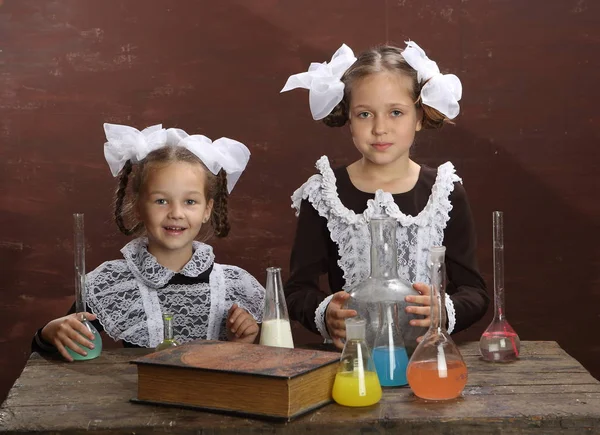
[479, 211, 520, 362]
[259, 267, 294, 348]
[345, 215, 425, 356]
[332, 318, 382, 407]
[155, 312, 179, 351]
[66, 213, 102, 361]
[407, 246, 467, 400]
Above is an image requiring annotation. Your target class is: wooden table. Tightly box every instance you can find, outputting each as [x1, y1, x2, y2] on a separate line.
[1, 341, 599, 434]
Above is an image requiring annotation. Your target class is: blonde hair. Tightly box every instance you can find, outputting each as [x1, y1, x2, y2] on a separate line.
[323, 45, 449, 130]
[114, 146, 230, 238]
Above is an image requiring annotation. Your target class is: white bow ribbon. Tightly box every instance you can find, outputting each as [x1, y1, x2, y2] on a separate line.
[103, 123, 250, 193]
[280, 44, 357, 120]
[104, 123, 167, 177]
[171, 130, 250, 194]
[402, 41, 462, 119]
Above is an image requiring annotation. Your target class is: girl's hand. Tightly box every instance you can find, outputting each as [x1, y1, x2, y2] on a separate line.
[227, 303, 259, 343]
[41, 312, 98, 362]
[325, 291, 357, 350]
[405, 283, 432, 342]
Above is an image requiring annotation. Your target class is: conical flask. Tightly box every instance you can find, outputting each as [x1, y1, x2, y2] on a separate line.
[407, 246, 467, 400]
[155, 312, 179, 351]
[259, 267, 294, 348]
[479, 211, 520, 362]
[332, 318, 382, 407]
[372, 303, 409, 386]
[345, 215, 426, 355]
[66, 213, 102, 361]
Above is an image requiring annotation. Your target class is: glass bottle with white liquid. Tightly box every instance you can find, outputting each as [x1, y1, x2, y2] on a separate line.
[259, 267, 294, 348]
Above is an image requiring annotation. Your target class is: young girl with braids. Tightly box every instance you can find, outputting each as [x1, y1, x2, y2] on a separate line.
[32, 124, 265, 361]
[281, 41, 489, 348]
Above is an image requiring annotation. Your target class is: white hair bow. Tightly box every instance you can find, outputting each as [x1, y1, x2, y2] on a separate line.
[167, 128, 250, 193]
[280, 44, 357, 120]
[103, 123, 250, 193]
[402, 41, 462, 119]
[103, 123, 167, 177]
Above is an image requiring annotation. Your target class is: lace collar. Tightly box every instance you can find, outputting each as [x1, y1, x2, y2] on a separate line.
[313, 155, 456, 227]
[120, 238, 215, 289]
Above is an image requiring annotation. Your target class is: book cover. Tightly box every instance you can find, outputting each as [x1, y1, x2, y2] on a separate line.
[131, 339, 341, 420]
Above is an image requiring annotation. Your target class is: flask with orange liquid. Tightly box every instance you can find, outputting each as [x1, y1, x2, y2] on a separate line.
[406, 246, 467, 400]
[332, 318, 382, 407]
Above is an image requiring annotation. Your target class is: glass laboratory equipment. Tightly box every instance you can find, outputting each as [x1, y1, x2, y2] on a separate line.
[345, 215, 425, 355]
[155, 312, 179, 351]
[407, 246, 467, 400]
[66, 213, 103, 361]
[259, 267, 294, 348]
[479, 211, 521, 362]
[332, 318, 382, 407]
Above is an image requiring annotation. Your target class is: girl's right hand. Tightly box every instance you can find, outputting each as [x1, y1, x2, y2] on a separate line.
[325, 291, 357, 350]
[40, 312, 98, 362]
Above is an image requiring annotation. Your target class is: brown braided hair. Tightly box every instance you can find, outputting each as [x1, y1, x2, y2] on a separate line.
[113, 146, 230, 239]
[210, 170, 230, 238]
[322, 45, 449, 130]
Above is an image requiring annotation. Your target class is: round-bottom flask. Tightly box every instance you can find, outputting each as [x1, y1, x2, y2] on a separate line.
[66, 314, 103, 361]
[407, 247, 467, 400]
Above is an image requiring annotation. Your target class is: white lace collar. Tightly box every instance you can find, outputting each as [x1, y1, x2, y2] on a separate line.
[314, 155, 455, 227]
[120, 238, 215, 289]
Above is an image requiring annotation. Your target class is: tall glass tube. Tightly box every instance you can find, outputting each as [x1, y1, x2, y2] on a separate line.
[66, 213, 102, 361]
[479, 211, 520, 362]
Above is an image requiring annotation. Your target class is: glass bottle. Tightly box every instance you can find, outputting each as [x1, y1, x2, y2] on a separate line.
[66, 213, 103, 361]
[332, 318, 382, 407]
[156, 312, 179, 351]
[479, 211, 521, 362]
[259, 267, 294, 348]
[407, 246, 467, 400]
[372, 303, 409, 386]
[345, 215, 425, 356]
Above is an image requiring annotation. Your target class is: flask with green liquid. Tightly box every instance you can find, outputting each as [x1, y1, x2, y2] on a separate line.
[66, 213, 103, 361]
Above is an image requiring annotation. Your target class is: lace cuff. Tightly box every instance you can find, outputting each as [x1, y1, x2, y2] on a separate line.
[315, 294, 334, 339]
[445, 295, 456, 334]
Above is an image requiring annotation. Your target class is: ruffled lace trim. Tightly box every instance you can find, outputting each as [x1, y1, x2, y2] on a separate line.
[86, 244, 265, 347]
[291, 155, 461, 288]
[120, 237, 215, 289]
[445, 295, 456, 334]
[315, 294, 334, 339]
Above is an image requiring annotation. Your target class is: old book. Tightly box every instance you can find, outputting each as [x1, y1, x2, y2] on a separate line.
[131, 339, 340, 421]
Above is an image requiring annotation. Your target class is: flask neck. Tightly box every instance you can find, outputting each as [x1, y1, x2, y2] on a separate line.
[369, 217, 399, 279]
[264, 267, 290, 322]
[493, 211, 507, 321]
[429, 248, 447, 333]
[163, 315, 174, 340]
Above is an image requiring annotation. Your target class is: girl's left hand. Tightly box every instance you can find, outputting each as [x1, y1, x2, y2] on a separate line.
[405, 282, 432, 342]
[226, 303, 259, 343]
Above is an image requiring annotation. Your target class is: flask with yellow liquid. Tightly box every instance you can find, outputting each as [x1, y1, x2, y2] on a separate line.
[332, 318, 382, 407]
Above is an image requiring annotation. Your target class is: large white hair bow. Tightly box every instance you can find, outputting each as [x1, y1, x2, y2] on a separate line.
[166, 128, 250, 193]
[103, 123, 250, 193]
[401, 41, 462, 119]
[104, 123, 167, 177]
[280, 44, 357, 120]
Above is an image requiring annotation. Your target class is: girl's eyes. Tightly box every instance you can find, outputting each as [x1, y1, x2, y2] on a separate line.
[153, 199, 198, 205]
[356, 110, 403, 118]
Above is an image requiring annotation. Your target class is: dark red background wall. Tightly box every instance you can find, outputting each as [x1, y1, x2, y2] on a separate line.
[1, 0, 599, 401]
